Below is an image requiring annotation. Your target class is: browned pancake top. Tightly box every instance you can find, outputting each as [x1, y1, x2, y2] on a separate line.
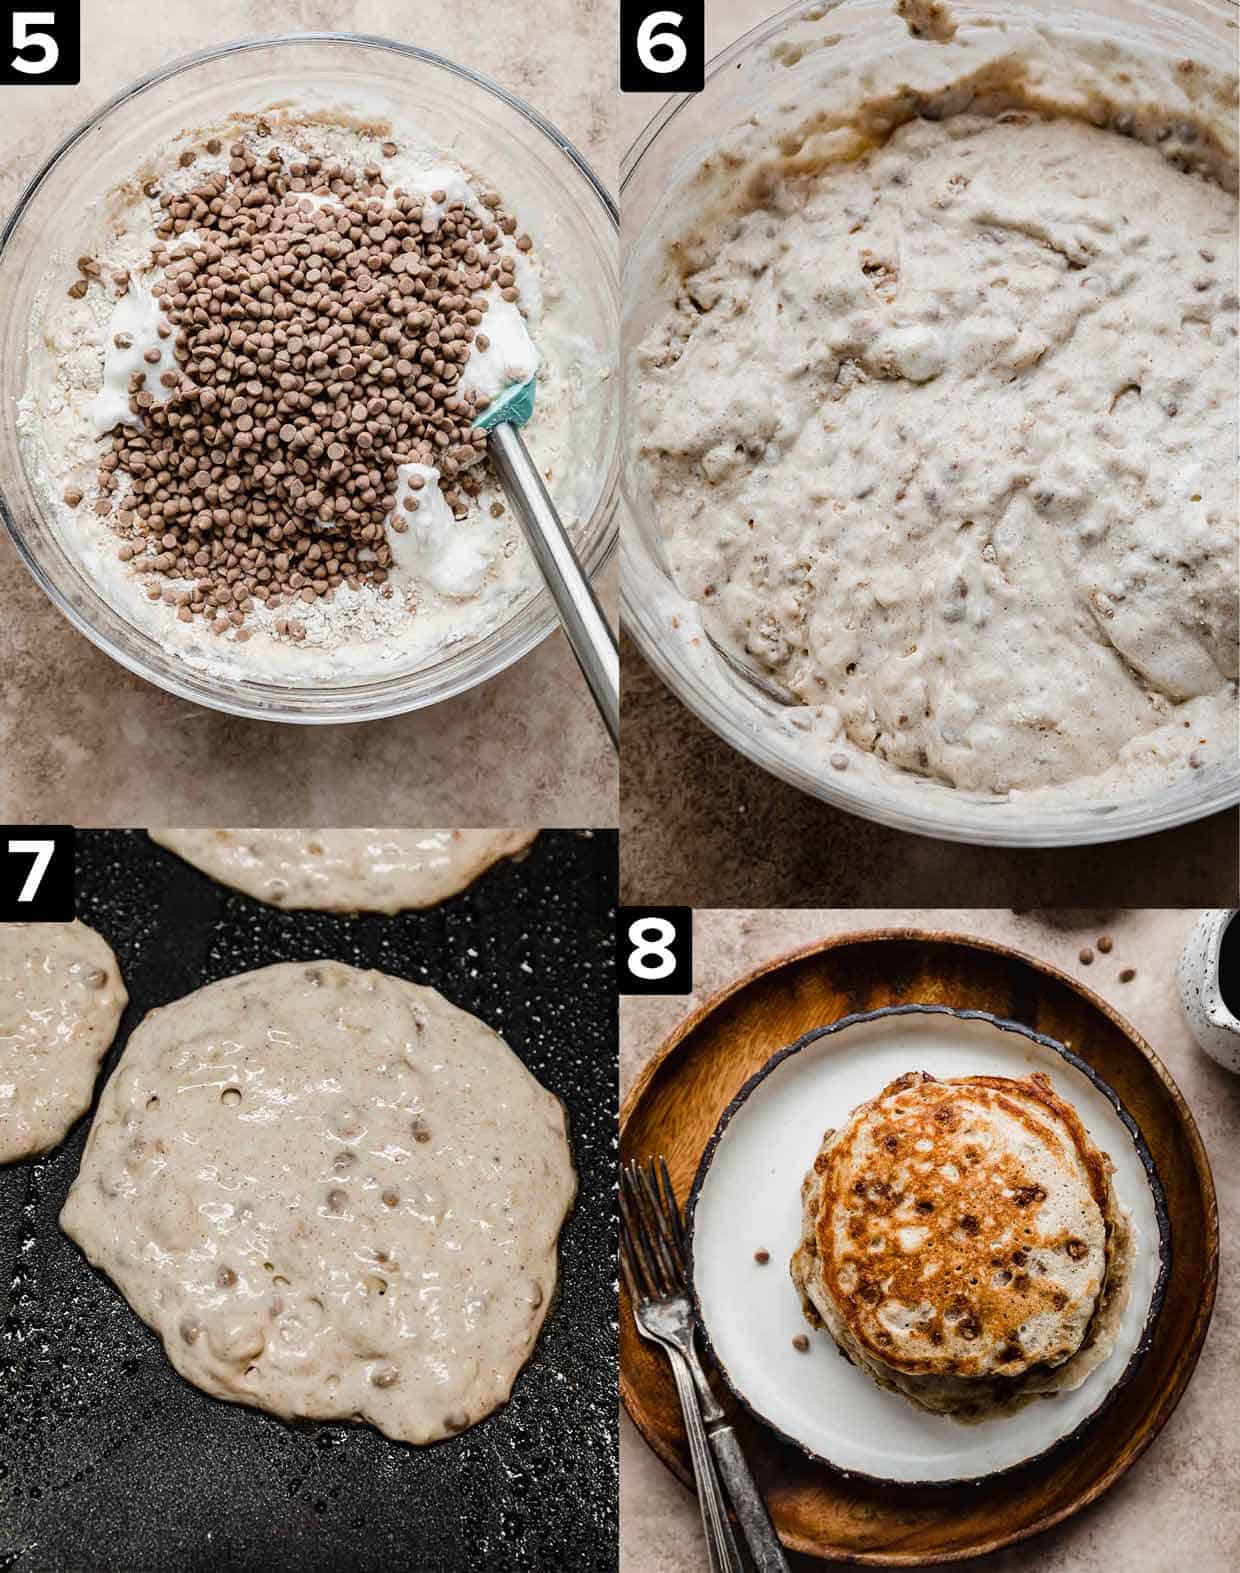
[811, 1071, 1112, 1378]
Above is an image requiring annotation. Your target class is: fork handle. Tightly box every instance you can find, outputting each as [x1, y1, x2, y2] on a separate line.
[707, 1422, 790, 1572]
[666, 1349, 746, 1573]
[678, 1334, 789, 1570]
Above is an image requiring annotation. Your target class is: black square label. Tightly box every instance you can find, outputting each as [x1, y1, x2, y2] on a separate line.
[620, 1, 704, 93]
[0, 4, 80, 86]
[618, 906, 693, 995]
[0, 827, 75, 920]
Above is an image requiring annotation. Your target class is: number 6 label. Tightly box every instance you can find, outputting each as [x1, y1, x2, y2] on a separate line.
[1, 4, 80, 85]
[620, 0, 704, 93]
[618, 906, 693, 995]
[637, 12, 686, 75]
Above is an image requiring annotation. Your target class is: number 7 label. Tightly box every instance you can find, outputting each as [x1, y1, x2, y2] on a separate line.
[9, 839, 55, 901]
[1, 827, 75, 919]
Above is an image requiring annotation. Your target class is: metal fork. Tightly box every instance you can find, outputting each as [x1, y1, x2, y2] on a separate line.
[620, 1158, 791, 1573]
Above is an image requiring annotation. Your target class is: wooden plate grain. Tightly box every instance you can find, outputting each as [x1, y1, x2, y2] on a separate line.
[619, 931, 1219, 1565]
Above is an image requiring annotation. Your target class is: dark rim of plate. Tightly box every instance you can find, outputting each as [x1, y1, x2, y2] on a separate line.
[682, 1001, 1174, 1492]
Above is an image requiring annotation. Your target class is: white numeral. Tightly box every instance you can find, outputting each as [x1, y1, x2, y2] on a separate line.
[9, 839, 55, 902]
[11, 12, 59, 75]
[628, 916, 677, 980]
[636, 10, 687, 75]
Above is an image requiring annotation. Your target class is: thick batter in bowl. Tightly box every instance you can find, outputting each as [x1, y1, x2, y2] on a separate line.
[622, 0, 1238, 845]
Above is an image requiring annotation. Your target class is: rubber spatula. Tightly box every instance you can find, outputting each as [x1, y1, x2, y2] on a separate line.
[475, 380, 619, 749]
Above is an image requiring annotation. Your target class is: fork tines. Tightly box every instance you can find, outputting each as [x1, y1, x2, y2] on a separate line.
[620, 1156, 690, 1304]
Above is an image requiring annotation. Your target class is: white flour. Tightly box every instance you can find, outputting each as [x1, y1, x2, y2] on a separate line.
[19, 111, 606, 684]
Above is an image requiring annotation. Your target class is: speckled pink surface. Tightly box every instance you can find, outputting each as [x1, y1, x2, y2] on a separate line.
[620, 906, 1239, 1571]
[0, 0, 616, 826]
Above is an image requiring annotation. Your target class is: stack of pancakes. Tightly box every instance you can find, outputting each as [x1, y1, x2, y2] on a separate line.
[790, 1070, 1132, 1420]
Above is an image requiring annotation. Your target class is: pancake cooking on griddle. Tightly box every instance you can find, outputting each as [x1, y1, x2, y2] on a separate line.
[790, 1071, 1133, 1420]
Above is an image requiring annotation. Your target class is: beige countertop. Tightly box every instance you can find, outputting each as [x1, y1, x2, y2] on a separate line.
[0, 0, 617, 827]
[619, 905, 1239, 1572]
[617, 0, 1238, 907]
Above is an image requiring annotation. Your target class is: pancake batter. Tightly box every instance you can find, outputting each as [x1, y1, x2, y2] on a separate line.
[635, 23, 1238, 800]
[0, 921, 128, 1164]
[150, 828, 537, 912]
[61, 960, 575, 1444]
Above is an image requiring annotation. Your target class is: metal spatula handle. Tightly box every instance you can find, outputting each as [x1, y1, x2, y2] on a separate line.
[487, 420, 619, 749]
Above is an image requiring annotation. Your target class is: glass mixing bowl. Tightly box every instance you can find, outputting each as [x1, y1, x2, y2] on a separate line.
[621, 0, 1239, 847]
[0, 33, 619, 723]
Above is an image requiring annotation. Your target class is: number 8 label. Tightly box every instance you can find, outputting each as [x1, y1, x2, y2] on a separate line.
[628, 916, 678, 980]
[617, 906, 692, 994]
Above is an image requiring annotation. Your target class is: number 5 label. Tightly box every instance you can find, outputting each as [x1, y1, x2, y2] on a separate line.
[0, 826, 75, 919]
[620, 0, 704, 93]
[1, 4, 80, 85]
[618, 906, 693, 995]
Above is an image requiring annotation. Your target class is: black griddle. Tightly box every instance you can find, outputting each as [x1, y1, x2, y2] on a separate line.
[0, 830, 618, 1573]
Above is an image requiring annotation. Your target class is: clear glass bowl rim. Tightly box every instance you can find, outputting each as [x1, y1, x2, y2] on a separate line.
[620, 0, 1240, 848]
[0, 30, 620, 725]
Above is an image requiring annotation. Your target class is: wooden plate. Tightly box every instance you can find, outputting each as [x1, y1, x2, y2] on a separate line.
[619, 931, 1219, 1565]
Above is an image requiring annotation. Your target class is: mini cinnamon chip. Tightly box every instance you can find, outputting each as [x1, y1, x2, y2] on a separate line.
[89, 133, 531, 634]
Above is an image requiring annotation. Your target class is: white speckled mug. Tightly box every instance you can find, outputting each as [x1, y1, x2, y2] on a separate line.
[1178, 909, 1240, 1073]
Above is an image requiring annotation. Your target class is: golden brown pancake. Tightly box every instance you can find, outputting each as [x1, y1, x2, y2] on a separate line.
[790, 1071, 1132, 1419]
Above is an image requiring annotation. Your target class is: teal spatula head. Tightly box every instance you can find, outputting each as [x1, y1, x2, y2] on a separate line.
[473, 377, 536, 433]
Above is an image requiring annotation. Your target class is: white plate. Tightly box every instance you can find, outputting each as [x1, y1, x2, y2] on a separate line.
[687, 1006, 1169, 1485]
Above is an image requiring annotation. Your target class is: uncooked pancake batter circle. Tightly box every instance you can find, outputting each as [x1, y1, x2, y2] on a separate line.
[60, 960, 575, 1443]
[150, 828, 537, 912]
[0, 921, 128, 1164]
